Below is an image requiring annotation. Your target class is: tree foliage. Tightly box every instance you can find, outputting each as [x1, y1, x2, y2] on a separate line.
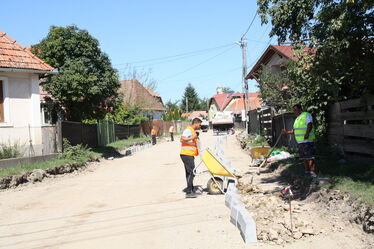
[180, 83, 201, 112]
[256, 0, 374, 135]
[104, 104, 148, 125]
[32, 25, 120, 121]
[163, 100, 181, 121]
[222, 87, 235, 93]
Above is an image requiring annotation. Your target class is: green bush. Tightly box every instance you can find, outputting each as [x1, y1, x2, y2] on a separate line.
[247, 133, 269, 147]
[0, 142, 23, 160]
[60, 139, 96, 162]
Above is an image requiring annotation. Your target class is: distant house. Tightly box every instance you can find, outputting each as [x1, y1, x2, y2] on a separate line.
[208, 92, 261, 122]
[182, 111, 208, 120]
[246, 45, 315, 81]
[119, 80, 166, 120]
[0, 31, 57, 156]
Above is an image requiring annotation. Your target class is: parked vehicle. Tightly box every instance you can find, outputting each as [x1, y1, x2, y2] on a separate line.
[211, 112, 234, 135]
[201, 119, 209, 132]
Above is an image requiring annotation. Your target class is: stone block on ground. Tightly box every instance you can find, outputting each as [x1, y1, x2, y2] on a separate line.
[237, 206, 257, 243]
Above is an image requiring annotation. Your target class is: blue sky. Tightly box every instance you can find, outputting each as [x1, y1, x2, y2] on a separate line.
[2, 0, 275, 103]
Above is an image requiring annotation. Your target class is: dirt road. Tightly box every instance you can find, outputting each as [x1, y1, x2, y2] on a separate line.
[0, 131, 370, 249]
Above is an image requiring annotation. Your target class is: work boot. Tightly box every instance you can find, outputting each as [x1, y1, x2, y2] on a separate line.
[185, 192, 198, 198]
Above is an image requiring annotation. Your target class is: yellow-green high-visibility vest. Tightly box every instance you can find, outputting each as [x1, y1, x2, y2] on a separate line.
[293, 112, 316, 142]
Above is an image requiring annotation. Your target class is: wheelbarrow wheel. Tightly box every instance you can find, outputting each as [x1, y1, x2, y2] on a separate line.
[207, 178, 224, 195]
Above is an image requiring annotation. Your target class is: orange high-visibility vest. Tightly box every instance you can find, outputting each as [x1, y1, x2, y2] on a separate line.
[151, 128, 157, 136]
[180, 126, 199, 156]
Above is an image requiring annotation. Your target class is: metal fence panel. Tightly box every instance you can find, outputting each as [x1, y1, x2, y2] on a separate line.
[62, 121, 98, 148]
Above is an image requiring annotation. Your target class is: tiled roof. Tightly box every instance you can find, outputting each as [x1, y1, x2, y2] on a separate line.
[119, 80, 166, 111]
[144, 86, 161, 97]
[0, 31, 54, 71]
[223, 92, 261, 113]
[246, 45, 315, 80]
[210, 93, 245, 111]
[188, 111, 208, 120]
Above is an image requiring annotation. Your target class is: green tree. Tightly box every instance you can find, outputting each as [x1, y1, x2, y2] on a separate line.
[180, 83, 201, 112]
[199, 97, 209, 112]
[222, 87, 234, 93]
[104, 104, 147, 125]
[32, 25, 120, 121]
[256, 0, 374, 134]
[163, 100, 181, 121]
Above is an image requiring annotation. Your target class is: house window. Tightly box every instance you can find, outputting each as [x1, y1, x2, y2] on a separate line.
[40, 103, 52, 124]
[0, 80, 4, 123]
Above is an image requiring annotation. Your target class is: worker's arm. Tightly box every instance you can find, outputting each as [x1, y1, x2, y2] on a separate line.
[180, 134, 198, 142]
[281, 129, 294, 135]
[304, 122, 313, 139]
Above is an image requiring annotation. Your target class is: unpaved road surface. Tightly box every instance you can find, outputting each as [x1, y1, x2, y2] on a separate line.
[0, 131, 370, 249]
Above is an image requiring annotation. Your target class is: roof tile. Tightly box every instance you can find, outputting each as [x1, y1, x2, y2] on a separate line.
[0, 31, 54, 71]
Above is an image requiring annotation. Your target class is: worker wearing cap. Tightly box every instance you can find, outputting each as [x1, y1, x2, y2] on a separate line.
[282, 104, 317, 177]
[180, 118, 202, 198]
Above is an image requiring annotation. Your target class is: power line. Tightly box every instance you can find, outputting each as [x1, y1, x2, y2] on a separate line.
[163, 66, 241, 83]
[241, 12, 258, 38]
[114, 43, 234, 66]
[161, 45, 236, 81]
[236, 36, 275, 88]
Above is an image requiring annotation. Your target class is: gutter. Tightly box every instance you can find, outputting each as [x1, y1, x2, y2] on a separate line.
[0, 67, 58, 75]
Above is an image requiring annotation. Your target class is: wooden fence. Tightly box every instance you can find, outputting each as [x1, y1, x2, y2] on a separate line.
[141, 120, 190, 136]
[271, 113, 298, 148]
[61, 121, 98, 148]
[328, 97, 374, 156]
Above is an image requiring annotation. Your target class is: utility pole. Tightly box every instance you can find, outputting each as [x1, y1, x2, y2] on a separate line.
[186, 97, 189, 113]
[239, 36, 249, 132]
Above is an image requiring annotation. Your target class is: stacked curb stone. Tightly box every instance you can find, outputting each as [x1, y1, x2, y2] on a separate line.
[225, 183, 257, 243]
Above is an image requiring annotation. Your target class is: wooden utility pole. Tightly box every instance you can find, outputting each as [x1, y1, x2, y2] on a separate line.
[239, 36, 249, 131]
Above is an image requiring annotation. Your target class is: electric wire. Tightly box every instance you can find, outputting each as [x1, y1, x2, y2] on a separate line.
[160, 45, 236, 81]
[241, 12, 258, 38]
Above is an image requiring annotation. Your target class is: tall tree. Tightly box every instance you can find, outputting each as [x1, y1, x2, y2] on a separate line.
[32, 25, 120, 121]
[256, 0, 374, 134]
[180, 83, 201, 112]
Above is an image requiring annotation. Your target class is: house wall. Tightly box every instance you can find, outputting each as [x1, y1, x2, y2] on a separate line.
[208, 100, 218, 121]
[266, 53, 287, 73]
[0, 72, 43, 156]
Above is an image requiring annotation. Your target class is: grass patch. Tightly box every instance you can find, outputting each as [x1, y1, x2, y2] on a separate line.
[0, 158, 74, 177]
[107, 136, 150, 150]
[0, 140, 101, 178]
[0, 142, 23, 160]
[277, 156, 374, 204]
[325, 177, 374, 205]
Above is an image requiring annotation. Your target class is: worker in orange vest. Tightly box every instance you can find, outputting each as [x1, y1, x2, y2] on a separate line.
[151, 127, 157, 145]
[180, 118, 202, 198]
[169, 125, 175, 142]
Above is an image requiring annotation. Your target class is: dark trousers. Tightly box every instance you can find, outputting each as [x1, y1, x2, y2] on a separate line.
[180, 155, 195, 193]
[170, 132, 174, 141]
[152, 135, 156, 145]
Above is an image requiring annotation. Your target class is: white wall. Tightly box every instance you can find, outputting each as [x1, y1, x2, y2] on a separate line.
[0, 72, 43, 156]
[266, 53, 287, 73]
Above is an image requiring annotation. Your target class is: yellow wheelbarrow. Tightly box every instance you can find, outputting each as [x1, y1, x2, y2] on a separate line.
[194, 149, 237, 195]
[249, 146, 271, 166]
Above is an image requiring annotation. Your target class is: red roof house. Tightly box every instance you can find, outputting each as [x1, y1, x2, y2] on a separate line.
[246, 45, 315, 81]
[208, 92, 261, 120]
[0, 31, 56, 156]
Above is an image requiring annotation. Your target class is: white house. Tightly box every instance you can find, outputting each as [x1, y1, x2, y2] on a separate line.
[0, 31, 57, 156]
